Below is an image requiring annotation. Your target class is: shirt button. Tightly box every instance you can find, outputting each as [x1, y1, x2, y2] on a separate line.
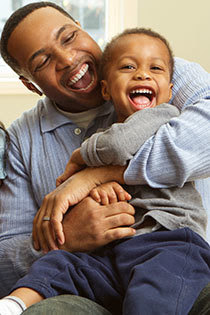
[74, 128, 81, 135]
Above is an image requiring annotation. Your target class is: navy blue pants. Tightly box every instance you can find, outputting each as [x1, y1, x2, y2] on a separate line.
[13, 228, 210, 315]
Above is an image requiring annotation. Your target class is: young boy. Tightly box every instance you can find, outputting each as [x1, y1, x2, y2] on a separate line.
[1, 28, 210, 315]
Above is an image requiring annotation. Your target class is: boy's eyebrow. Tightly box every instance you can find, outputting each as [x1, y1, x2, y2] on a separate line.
[28, 24, 72, 66]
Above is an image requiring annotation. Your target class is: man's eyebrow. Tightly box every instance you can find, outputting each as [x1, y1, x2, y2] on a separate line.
[28, 24, 72, 65]
[55, 24, 70, 40]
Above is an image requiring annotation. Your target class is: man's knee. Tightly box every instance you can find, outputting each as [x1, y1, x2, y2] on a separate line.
[23, 295, 112, 315]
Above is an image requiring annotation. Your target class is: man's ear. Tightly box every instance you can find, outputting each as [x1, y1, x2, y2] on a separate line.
[101, 80, 111, 101]
[19, 76, 43, 96]
[75, 20, 81, 27]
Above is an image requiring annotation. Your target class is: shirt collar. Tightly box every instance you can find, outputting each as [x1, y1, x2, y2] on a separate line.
[40, 97, 114, 133]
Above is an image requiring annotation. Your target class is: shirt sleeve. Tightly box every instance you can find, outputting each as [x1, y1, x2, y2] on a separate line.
[80, 103, 180, 166]
[124, 57, 210, 188]
[0, 124, 42, 297]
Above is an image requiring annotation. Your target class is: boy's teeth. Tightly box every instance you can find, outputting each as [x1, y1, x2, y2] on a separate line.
[69, 64, 89, 85]
[131, 89, 152, 94]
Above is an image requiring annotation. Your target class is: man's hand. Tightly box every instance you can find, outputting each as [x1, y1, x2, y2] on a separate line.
[33, 165, 126, 252]
[56, 148, 85, 187]
[60, 196, 136, 252]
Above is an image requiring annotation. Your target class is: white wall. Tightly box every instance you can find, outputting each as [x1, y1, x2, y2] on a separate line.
[137, 0, 210, 72]
[0, 81, 40, 127]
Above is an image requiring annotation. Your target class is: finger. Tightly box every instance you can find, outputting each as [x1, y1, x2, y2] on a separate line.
[50, 216, 65, 246]
[35, 195, 58, 251]
[42, 220, 59, 251]
[32, 204, 47, 251]
[108, 187, 118, 204]
[106, 212, 135, 229]
[89, 189, 101, 203]
[50, 198, 68, 245]
[41, 207, 60, 251]
[100, 189, 109, 205]
[117, 189, 132, 201]
[104, 201, 135, 217]
[110, 182, 131, 201]
[105, 227, 136, 243]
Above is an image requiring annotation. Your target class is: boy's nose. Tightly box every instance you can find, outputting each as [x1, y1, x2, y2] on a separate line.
[134, 70, 151, 81]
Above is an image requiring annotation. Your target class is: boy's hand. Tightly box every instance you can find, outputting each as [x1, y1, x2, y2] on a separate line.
[56, 148, 85, 186]
[90, 182, 131, 205]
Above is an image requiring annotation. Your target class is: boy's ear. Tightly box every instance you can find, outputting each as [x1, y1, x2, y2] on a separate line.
[168, 83, 173, 101]
[19, 76, 43, 96]
[101, 80, 111, 101]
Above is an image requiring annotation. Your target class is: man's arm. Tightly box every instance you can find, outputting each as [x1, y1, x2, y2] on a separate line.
[124, 57, 210, 188]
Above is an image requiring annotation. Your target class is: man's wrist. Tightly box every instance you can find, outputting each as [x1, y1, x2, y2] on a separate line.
[92, 165, 126, 185]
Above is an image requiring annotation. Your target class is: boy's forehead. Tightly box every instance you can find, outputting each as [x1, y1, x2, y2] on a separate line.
[112, 34, 170, 62]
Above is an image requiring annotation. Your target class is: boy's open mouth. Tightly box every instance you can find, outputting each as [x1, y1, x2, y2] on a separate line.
[129, 87, 156, 110]
[67, 63, 95, 92]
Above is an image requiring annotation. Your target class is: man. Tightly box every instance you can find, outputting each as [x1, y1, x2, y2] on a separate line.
[0, 1, 210, 313]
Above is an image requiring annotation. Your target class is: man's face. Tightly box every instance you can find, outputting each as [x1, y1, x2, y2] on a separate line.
[102, 34, 173, 122]
[7, 7, 103, 112]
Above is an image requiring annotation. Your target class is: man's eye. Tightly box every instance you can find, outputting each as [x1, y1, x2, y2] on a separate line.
[62, 31, 77, 45]
[34, 56, 50, 72]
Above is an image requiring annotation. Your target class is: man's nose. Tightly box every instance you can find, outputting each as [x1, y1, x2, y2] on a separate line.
[55, 48, 76, 71]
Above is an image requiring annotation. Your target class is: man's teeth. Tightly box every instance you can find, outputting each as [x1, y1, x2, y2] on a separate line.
[69, 64, 89, 85]
[130, 89, 153, 94]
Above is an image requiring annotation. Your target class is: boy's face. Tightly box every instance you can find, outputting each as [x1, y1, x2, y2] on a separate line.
[101, 34, 173, 122]
[7, 7, 103, 112]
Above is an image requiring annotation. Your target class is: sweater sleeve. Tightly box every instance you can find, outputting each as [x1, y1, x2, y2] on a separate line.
[80, 103, 180, 166]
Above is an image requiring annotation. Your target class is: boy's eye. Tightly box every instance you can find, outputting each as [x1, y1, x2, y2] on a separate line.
[121, 65, 135, 70]
[151, 66, 163, 71]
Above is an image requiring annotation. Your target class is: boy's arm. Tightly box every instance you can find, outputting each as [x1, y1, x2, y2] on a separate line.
[80, 103, 180, 166]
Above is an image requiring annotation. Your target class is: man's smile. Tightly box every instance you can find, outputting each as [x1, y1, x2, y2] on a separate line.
[65, 62, 97, 93]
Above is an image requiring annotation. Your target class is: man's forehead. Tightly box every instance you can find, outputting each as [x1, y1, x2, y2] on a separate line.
[14, 6, 76, 35]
